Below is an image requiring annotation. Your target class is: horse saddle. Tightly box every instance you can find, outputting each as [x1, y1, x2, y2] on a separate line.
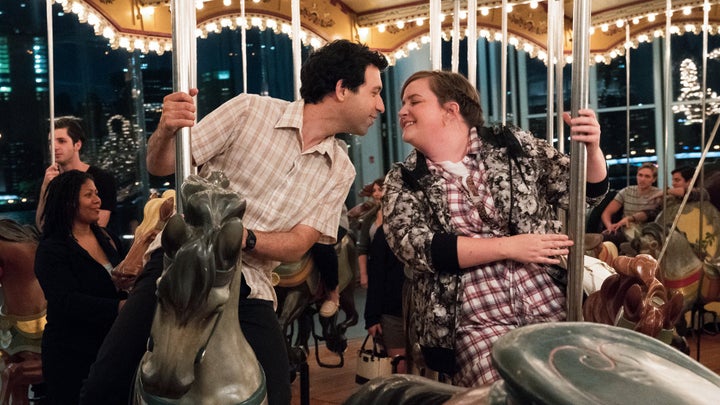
[272, 235, 354, 293]
[491, 322, 720, 404]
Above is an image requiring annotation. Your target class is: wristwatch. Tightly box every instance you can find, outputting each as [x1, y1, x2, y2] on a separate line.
[243, 229, 256, 252]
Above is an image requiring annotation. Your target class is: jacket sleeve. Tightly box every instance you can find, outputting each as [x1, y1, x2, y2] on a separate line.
[382, 166, 461, 275]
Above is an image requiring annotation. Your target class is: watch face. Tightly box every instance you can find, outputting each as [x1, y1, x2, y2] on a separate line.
[244, 229, 256, 251]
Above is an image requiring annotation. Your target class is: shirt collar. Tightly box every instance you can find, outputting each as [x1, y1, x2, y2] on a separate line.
[275, 99, 338, 163]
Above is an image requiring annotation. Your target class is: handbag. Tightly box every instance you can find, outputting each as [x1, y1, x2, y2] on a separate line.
[355, 334, 393, 384]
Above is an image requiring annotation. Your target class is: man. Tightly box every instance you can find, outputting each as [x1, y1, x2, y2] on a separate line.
[36, 116, 117, 229]
[80, 40, 387, 405]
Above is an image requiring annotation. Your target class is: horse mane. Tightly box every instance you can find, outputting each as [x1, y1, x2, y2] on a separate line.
[0, 219, 39, 243]
[157, 172, 245, 326]
[158, 236, 217, 325]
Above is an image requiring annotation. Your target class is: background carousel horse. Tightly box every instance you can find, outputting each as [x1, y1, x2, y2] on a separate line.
[0, 219, 44, 405]
[273, 233, 359, 375]
[134, 174, 266, 404]
[628, 222, 710, 313]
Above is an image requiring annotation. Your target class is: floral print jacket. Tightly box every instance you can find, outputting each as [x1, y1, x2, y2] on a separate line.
[382, 125, 609, 350]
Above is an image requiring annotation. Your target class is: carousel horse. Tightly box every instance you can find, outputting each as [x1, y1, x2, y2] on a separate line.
[134, 173, 267, 404]
[273, 232, 359, 374]
[628, 222, 710, 312]
[0, 219, 44, 405]
[344, 322, 720, 405]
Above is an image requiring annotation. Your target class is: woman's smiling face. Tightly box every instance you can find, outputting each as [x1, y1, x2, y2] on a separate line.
[398, 77, 446, 151]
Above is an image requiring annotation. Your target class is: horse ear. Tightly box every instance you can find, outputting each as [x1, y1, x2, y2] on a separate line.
[217, 218, 244, 269]
[162, 214, 188, 258]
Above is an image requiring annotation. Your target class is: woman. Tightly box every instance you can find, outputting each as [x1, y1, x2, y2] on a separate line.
[601, 162, 660, 245]
[34, 170, 126, 404]
[382, 71, 608, 386]
[358, 178, 406, 373]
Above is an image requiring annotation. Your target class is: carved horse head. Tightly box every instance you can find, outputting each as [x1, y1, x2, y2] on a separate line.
[135, 173, 266, 404]
[630, 222, 704, 312]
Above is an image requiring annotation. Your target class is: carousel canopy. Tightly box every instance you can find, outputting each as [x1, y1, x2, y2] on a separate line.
[60, 0, 720, 63]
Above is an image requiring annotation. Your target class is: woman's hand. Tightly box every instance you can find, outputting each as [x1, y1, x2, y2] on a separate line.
[503, 234, 574, 265]
[368, 323, 383, 337]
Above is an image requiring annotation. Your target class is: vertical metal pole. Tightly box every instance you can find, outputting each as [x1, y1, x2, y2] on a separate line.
[566, 0, 591, 322]
[467, 0, 477, 86]
[452, 0, 460, 73]
[292, 0, 301, 100]
[626, 24, 631, 187]
[501, 0, 507, 125]
[430, 0, 442, 70]
[555, 2, 565, 153]
[46, 0, 55, 165]
[170, 0, 197, 214]
[662, 0, 672, 199]
[546, 0, 557, 144]
[241, 0, 248, 93]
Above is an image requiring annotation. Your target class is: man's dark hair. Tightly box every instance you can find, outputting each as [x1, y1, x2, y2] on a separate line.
[54, 116, 86, 144]
[672, 165, 695, 182]
[300, 40, 388, 104]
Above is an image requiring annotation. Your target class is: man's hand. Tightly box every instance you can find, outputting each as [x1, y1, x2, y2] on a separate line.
[156, 89, 199, 140]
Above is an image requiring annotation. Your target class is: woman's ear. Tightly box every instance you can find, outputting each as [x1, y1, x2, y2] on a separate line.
[444, 101, 460, 116]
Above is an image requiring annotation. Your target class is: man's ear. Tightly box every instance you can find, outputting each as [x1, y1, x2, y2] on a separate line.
[335, 79, 347, 101]
[74, 140, 82, 153]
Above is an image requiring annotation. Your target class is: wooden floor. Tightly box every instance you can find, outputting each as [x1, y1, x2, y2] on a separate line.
[291, 328, 720, 405]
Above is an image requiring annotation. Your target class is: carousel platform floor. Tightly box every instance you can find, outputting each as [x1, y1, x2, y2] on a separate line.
[291, 327, 720, 405]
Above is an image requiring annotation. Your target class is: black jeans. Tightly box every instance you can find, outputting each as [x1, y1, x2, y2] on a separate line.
[80, 249, 291, 405]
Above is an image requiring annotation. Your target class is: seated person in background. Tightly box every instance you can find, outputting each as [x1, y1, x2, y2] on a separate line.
[34, 170, 127, 404]
[652, 165, 711, 202]
[601, 162, 660, 245]
[36, 116, 117, 229]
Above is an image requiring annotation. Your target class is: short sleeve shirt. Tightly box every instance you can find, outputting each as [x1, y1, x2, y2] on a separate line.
[189, 93, 356, 305]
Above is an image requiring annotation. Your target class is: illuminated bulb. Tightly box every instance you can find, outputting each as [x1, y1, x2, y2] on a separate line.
[416, 18, 424, 26]
[683, 6, 691, 15]
[505, 4, 513, 13]
[480, 7, 489, 16]
[685, 24, 695, 32]
[358, 27, 369, 39]
[594, 54, 605, 63]
[601, 24, 608, 32]
[508, 37, 518, 46]
[195, 0, 203, 10]
[421, 35, 430, 44]
[648, 13, 656, 22]
[589, 26, 595, 35]
[266, 19, 277, 29]
[408, 41, 418, 50]
[632, 17, 640, 24]
[139, 6, 155, 18]
[102, 26, 114, 39]
[223, 0, 231, 6]
[440, 13, 445, 22]
[251, 17, 262, 27]
[654, 30, 662, 37]
[459, 11, 467, 20]
[220, 18, 231, 27]
[377, 24, 386, 33]
[616, 19, 624, 28]
[396, 20, 405, 29]
[530, 1, 538, 9]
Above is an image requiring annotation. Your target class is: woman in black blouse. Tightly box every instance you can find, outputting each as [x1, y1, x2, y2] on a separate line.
[34, 170, 126, 404]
